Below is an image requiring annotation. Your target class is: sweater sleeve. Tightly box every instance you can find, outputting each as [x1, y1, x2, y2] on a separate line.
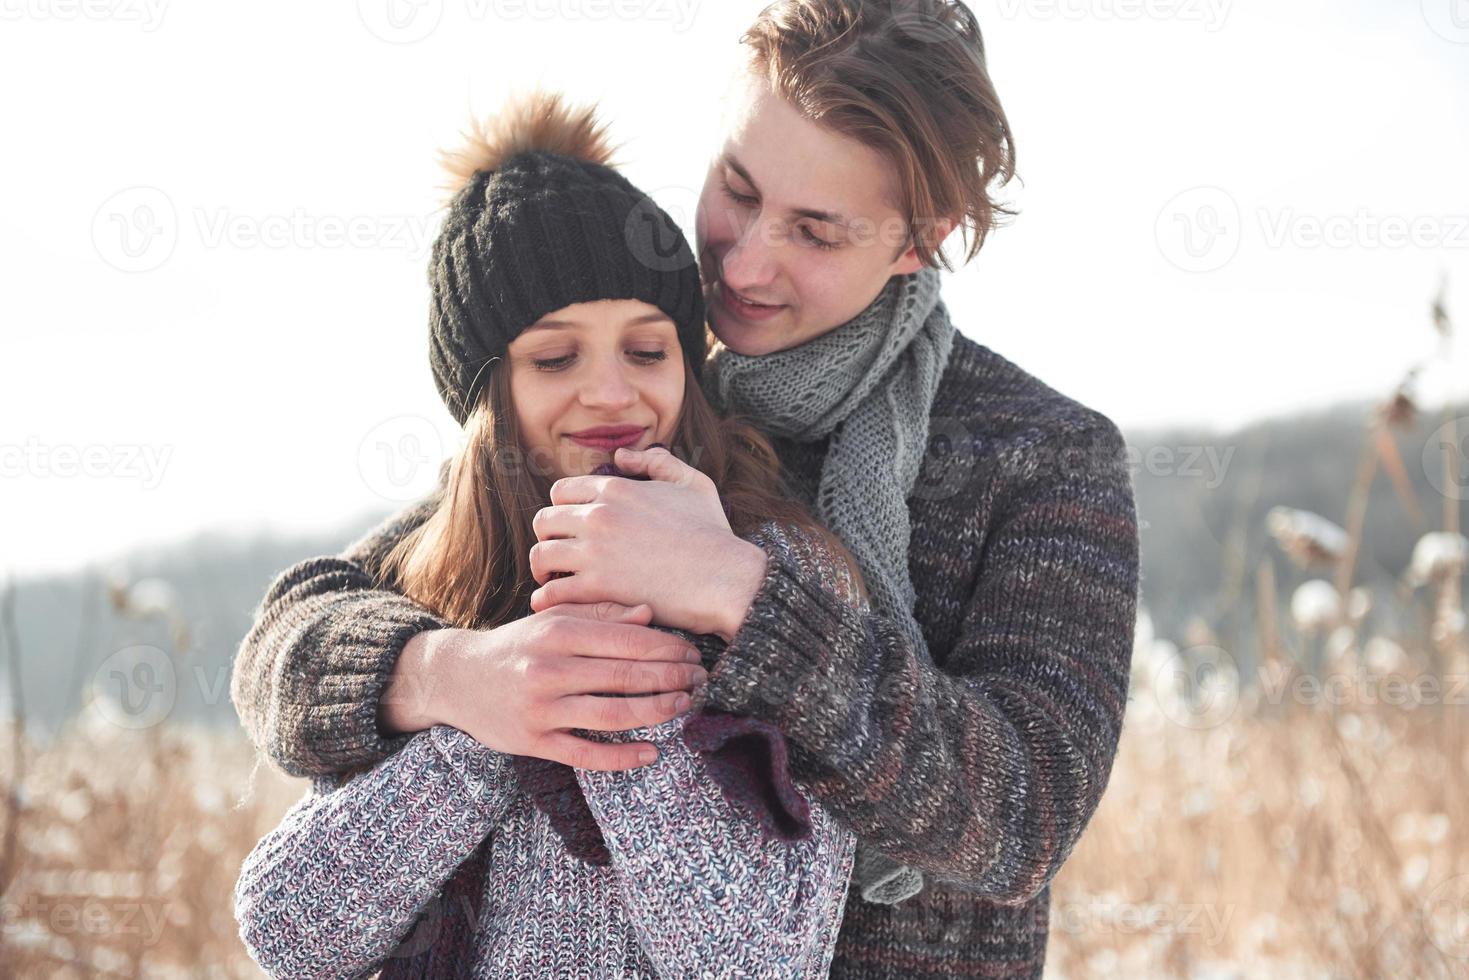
[233, 725, 514, 979]
[229, 459, 452, 778]
[574, 715, 856, 979]
[571, 520, 862, 978]
[701, 420, 1141, 906]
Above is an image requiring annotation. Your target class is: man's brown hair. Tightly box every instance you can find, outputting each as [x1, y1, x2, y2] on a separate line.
[742, 0, 1018, 270]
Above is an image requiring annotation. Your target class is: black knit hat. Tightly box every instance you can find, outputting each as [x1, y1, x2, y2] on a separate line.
[427, 93, 706, 427]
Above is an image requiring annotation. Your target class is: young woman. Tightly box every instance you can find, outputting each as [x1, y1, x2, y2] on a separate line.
[232, 91, 866, 978]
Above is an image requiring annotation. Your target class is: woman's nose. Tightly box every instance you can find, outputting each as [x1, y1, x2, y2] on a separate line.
[579, 360, 638, 409]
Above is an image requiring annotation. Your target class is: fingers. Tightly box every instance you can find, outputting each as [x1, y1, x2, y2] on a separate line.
[555, 689, 696, 734]
[540, 732, 662, 772]
[548, 474, 609, 506]
[529, 575, 579, 612]
[550, 651, 707, 695]
[528, 538, 582, 585]
[554, 619, 703, 665]
[540, 601, 653, 626]
[531, 503, 591, 541]
[611, 445, 688, 483]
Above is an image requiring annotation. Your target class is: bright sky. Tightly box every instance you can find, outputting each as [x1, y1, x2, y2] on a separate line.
[3, 0, 1468, 577]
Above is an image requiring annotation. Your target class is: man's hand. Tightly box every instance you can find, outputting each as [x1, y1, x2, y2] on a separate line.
[526, 446, 769, 641]
[378, 601, 708, 771]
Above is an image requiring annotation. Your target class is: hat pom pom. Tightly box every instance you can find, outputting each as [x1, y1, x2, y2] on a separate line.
[438, 88, 617, 198]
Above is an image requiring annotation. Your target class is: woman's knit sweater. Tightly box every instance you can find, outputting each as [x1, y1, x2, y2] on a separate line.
[230, 333, 1142, 979]
[234, 521, 863, 979]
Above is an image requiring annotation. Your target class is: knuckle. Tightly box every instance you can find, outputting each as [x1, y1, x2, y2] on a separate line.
[595, 696, 622, 730]
[563, 742, 592, 770]
[541, 616, 573, 648]
[520, 656, 550, 688]
[612, 656, 638, 691]
[615, 628, 645, 663]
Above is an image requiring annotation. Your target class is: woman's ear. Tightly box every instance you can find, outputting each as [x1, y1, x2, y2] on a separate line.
[890, 216, 958, 276]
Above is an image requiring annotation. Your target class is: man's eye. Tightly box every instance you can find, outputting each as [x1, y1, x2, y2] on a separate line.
[800, 227, 839, 251]
[721, 178, 757, 206]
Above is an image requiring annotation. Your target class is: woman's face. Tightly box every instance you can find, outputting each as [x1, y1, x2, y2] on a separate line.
[506, 298, 685, 481]
[694, 69, 948, 357]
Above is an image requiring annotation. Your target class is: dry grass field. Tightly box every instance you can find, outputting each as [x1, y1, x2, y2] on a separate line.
[1, 606, 1463, 978]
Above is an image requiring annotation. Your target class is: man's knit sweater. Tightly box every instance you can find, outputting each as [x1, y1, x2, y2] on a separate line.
[230, 332, 1141, 979]
[234, 526, 859, 978]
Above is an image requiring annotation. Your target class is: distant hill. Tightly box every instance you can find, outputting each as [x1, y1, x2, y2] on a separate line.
[4, 397, 1466, 737]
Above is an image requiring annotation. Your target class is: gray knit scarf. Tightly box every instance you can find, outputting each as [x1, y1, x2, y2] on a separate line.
[703, 266, 955, 905]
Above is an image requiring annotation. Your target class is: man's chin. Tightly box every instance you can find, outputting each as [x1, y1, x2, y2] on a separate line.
[708, 307, 786, 357]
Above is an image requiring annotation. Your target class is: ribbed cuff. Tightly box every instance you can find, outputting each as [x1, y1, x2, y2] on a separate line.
[701, 547, 863, 760]
[295, 595, 449, 773]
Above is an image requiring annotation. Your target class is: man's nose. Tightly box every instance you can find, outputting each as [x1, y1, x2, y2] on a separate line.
[719, 215, 780, 293]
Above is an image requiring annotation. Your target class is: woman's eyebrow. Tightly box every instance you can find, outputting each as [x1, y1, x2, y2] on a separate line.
[723, 153, 850, 227]
[623, 313, 674, 327]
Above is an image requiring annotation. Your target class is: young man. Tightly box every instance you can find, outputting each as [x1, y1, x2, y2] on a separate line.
[230, 2, 1140, 977]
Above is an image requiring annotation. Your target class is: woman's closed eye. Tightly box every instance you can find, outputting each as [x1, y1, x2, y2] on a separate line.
[532, 349, 669, 372]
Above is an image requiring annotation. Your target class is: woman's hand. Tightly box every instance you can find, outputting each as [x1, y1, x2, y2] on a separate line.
[383, 601, 709, 771]
[526, 446, 769, 641]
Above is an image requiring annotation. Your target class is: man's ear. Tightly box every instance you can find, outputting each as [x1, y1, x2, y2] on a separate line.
[890, 216, 958, 276]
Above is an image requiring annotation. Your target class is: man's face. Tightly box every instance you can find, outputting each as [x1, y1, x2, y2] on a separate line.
[694, 70, 945, 357]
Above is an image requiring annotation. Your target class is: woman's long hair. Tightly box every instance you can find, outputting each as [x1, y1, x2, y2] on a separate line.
[375, 351, 865, 631]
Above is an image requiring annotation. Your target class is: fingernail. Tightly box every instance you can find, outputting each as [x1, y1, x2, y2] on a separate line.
[640, 748, 657, 764]
[692, 667, 708, 684]
[674, 693, 691, 712]
[685, 648, 703, 664]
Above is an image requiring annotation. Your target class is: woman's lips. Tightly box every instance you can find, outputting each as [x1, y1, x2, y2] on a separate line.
[566, 426, 647, 451]
[719, 282, 785, 322]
